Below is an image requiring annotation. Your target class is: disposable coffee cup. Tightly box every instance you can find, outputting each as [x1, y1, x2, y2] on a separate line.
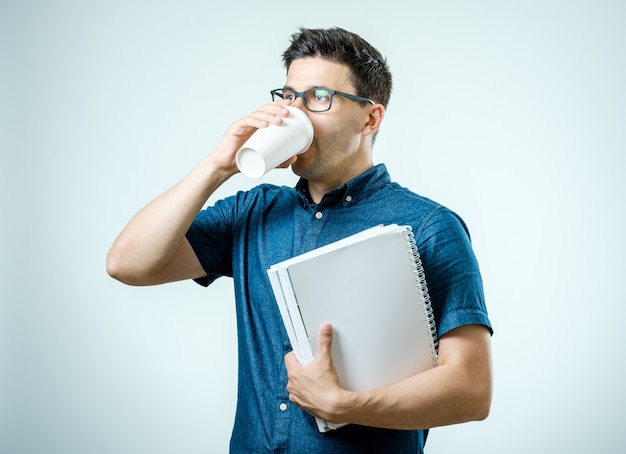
[235, 106, 314, 178]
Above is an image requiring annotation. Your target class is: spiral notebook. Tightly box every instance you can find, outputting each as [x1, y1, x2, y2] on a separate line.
[267, 224, 438, 432]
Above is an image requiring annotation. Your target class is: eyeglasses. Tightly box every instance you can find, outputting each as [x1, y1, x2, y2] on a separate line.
[270, 87, 374, 112]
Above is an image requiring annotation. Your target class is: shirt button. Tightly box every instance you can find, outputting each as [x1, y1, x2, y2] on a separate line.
[345, 195, 352, 202]
[279, 402, 288, 411]
[315, 212, 323, 219]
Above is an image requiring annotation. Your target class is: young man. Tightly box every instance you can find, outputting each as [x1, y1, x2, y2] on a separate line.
[107, 27, 493, 453]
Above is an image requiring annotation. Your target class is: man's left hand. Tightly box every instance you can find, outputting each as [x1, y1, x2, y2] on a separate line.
[284, 323, 350, 423]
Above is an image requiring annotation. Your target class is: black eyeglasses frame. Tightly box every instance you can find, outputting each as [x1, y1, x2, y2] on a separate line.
[270, 87, 375, 112]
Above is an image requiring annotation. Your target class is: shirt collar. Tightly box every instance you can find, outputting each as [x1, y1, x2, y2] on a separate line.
[295, 164, 391, 208]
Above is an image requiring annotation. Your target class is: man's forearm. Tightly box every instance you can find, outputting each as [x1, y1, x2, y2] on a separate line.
[337, 358, 491, 430]
[287, 324, 493, 431]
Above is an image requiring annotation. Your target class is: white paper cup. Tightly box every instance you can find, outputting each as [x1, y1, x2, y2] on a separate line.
[235, 106, 314, 178]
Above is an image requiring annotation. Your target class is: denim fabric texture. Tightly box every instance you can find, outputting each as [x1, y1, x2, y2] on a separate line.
[186, 164, 492, 453]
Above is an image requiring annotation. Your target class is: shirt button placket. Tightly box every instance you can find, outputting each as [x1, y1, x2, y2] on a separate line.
[273, 400, 290, 449]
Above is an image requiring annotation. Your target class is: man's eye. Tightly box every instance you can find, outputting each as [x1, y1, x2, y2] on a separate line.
[314, 90, 330, 101]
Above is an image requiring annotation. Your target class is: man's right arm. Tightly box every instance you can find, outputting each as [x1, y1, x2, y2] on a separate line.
[106, 101, 294, 286]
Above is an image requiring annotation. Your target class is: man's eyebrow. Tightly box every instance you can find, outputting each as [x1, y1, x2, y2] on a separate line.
[283, 85, 328, 91]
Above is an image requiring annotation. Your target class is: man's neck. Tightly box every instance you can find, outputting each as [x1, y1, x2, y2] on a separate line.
[307, 162, 374, 204]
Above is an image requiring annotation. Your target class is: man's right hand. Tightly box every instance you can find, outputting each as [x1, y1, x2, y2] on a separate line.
[208, 100, 295, 175]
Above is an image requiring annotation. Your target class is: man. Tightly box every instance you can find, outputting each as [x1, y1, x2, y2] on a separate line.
[107, 27, 493, 453]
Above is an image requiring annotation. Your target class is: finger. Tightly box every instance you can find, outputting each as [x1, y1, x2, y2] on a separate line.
[245, 106, 290, 128]
[284, 351, 300, 368]
[316, 323, 333, 358]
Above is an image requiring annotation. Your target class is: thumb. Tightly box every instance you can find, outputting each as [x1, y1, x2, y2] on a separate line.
[316, 323, 333, 358]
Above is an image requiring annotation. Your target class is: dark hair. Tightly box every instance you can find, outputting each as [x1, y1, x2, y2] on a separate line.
[282, 27, 392, 108]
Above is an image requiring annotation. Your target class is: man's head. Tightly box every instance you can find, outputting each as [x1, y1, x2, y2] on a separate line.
[282, 27, 392, 109]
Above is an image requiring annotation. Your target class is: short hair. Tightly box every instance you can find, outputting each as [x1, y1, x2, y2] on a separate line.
[282, 27, 392, 109]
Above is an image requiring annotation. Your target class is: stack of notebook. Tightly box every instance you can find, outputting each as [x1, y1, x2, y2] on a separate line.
[267, 224, 439, 432]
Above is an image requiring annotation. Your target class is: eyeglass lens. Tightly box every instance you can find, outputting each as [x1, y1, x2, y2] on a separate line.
[274, 89, 333, 112]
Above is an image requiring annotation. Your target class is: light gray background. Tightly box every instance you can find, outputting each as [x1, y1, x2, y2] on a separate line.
[2, 1, 625, 453]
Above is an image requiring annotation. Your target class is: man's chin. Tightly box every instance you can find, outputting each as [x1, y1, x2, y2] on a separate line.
[290, 159, 305, 177]
[290, 151, 322, 180]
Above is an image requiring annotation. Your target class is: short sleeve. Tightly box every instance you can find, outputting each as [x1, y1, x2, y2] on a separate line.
[185, 196, 238, 286]
[415, 207, 493, 337]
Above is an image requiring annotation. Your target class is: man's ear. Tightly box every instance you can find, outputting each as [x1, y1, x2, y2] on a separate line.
[362, 104, 385, 137]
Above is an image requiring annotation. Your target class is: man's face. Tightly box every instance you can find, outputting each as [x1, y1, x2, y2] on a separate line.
[284, 57, 373, 183]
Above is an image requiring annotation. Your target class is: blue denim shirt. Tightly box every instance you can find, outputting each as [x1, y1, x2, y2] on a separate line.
[186, 164, 492, 453]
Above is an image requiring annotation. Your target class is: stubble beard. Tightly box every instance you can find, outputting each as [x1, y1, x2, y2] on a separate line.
[291, 126, 358, 181]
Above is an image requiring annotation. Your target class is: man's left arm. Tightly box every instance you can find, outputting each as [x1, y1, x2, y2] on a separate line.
[285, 323, 493, 430]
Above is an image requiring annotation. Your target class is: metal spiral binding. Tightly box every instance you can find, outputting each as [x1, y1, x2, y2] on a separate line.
[405, 228, 439, 366]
